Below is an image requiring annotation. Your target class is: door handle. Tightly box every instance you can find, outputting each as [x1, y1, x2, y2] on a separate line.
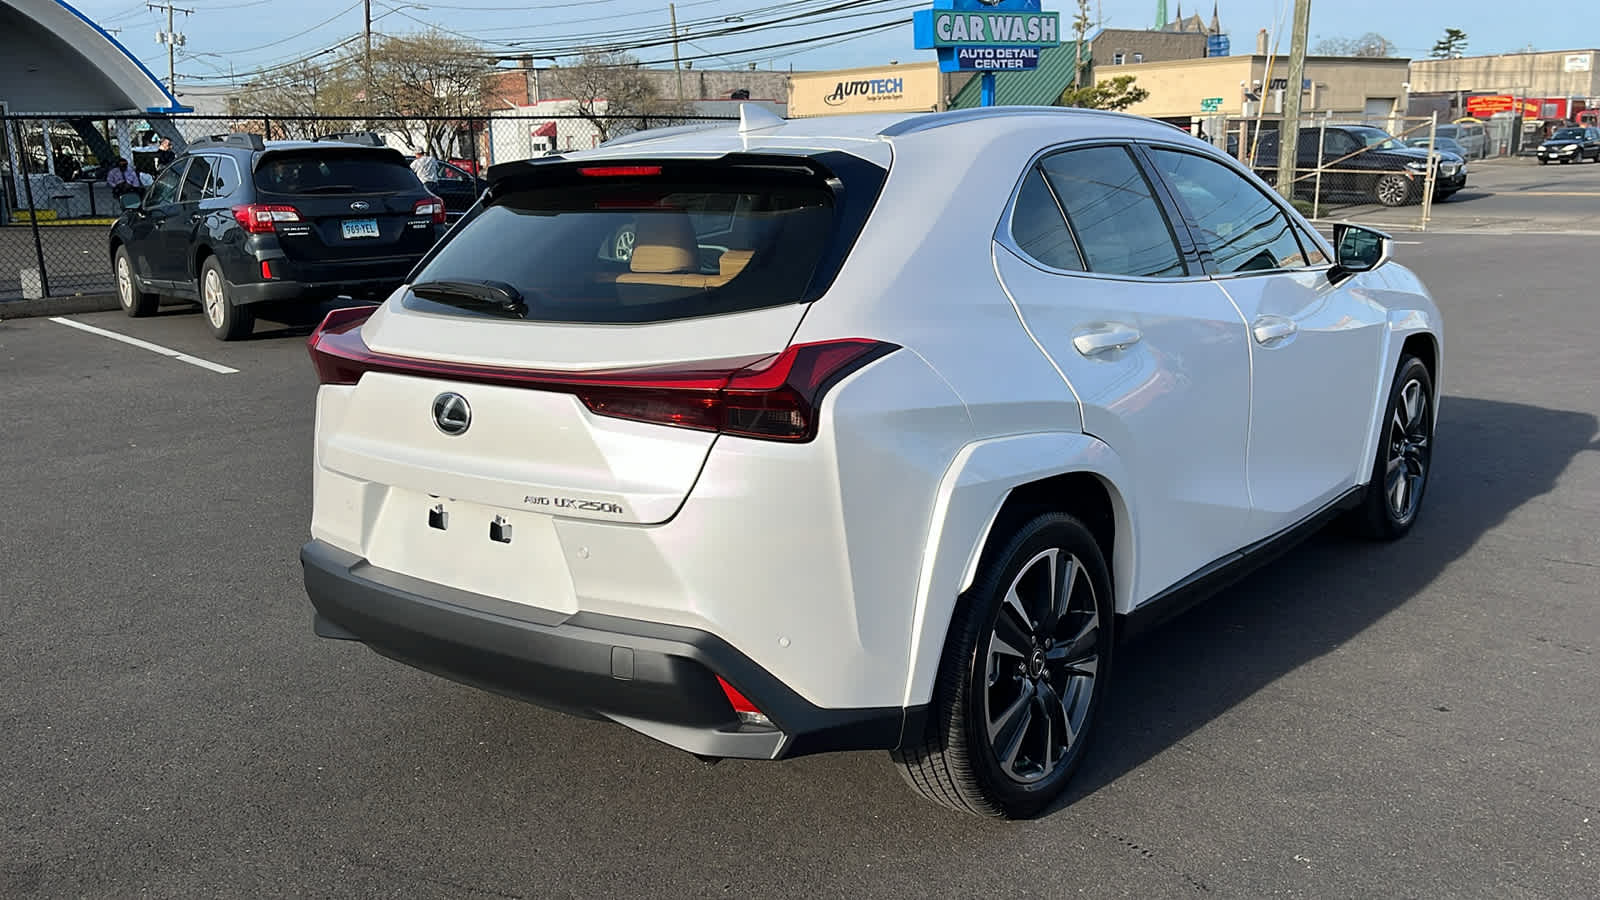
[1252, 316, 1298, 345]
[1072, 324, 1142, 357]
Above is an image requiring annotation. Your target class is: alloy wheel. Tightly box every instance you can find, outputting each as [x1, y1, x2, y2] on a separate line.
[203, 269, 226, 329]
[1376, 175, 1410, 206]
[1386, 377, 1431, 523]
[983, 548, 1100, 784]
[116, 256, 132, 308]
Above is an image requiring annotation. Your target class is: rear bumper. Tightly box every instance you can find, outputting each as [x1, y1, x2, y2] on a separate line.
[300, 540, 919, 759]
[230, 278, 401, 305]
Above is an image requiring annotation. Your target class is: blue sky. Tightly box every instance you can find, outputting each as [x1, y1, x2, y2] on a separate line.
[72, 0, 1571, 88]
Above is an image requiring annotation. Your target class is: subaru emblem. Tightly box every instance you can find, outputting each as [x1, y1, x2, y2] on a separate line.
[350, 200, 371, 211]
[432, 393, 471, 436]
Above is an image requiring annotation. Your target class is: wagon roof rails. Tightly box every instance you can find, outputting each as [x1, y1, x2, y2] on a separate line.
[314, 130, 387, 147]
[189, 132, 266, 151]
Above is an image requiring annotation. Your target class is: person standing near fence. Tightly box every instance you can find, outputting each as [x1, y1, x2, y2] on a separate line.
[154, 137, 175, 170]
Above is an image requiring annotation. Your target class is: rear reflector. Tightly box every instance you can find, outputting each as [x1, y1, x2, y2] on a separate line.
[260, 259, 274, 280]
[716, 676, 774, 728]
[305, 314, 896, 443]
[577, 165, 662, 177]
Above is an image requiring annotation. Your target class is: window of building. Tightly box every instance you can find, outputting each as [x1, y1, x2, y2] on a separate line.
[1112, 52, 1125, 65]
[1133, 52, 1144, 63]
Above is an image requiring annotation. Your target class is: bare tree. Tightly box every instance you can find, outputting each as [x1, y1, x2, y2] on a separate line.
[233, 60, 362, 137]
[551, 50, 689, 144]
[364, 32, 490, 155]
[1312, 32, 1396, 57]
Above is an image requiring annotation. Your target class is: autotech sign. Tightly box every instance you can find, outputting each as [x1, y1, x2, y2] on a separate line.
[788, 63, 942, 116]
[824, 77, 907, 107]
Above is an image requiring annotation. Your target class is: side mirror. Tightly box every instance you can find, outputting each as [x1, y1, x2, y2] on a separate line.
[1330, 222, 1392, 281]
[119, 192, 143, 211]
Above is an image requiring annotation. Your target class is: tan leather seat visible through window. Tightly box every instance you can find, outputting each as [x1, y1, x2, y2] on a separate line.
[615, 212, 755, 293]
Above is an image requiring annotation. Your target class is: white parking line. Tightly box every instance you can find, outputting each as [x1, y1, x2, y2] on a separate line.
[48, 317, 239, 374]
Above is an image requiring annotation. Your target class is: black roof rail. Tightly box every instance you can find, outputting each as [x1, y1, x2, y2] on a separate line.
[188, 132, 266, 151]
[314, 130, 387, 147]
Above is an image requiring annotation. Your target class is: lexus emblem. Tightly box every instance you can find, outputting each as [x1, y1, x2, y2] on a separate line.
[432, 392, 471, 436]
[350, 200, 371, 211]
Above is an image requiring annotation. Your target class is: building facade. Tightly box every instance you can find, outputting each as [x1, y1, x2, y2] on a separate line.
[1407, 49, 1600, 122]
[788, 63, 974, 117]
[1122, 54, 1412, 123]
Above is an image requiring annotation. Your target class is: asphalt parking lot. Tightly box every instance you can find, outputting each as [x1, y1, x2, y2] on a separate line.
[3, 231, 1598, 898]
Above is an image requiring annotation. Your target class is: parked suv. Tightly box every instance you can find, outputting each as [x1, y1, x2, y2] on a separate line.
[1536, 126, 1600, 164]
[300, 108, 1443, 818]
[1251, 124, 1466, 206]
[109, 132, 447, 340]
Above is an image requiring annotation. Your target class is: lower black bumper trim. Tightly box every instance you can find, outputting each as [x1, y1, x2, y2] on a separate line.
[301, 540, 919, 760]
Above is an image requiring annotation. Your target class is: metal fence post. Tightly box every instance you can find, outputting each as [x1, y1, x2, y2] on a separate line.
[1420, 112, 1438, 232]
[15, 123, 52, 299]
[1313, 116, 1327, 221]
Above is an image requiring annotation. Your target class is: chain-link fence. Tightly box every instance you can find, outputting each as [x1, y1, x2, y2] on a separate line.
[1171, 113, 1461, 231]
[1, 111, 736, 301]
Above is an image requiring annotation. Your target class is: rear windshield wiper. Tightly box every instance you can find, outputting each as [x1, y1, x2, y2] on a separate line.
[410, 279, 527, 318]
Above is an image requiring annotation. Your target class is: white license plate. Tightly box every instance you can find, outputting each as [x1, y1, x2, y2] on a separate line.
[342, 218, 380, 239]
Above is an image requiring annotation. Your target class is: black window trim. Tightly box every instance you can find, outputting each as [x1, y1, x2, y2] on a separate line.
[995, 139, 1203, 283]
[1135, 140, 1335, 280]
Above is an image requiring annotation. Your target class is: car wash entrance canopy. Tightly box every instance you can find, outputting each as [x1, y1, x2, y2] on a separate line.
[1, 0, 187, 113]
[913, 0, 1061, 73]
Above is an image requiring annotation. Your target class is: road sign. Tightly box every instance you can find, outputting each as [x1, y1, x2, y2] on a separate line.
[1200, 97, 1222, 112]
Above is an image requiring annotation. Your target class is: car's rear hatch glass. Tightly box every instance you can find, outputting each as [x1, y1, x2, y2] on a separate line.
[254, 149, 433, 260]
[401, 153, 881, 325]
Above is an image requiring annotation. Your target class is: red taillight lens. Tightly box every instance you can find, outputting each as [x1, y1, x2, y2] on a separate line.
[414, 196, 447, 224]
[305, 320, 895, 442]
[307, 305, 380, 385]
[232, 203, 301, 234]
[576, 340, 891, 441]
[716, 676, 773, 728]
[578, 165, 662, 177]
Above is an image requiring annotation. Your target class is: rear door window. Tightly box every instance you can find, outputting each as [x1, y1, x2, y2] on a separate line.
[255, 152, 420, 195]
[1037, 146, 1186, 278]
[407, 169, 846, 324]
[179, 155, 213, 204]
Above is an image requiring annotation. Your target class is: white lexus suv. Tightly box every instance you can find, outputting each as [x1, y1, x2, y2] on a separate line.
[301, 107, 1442, 818]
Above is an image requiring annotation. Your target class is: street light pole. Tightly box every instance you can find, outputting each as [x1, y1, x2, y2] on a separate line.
[1274, 0, 1311, 199]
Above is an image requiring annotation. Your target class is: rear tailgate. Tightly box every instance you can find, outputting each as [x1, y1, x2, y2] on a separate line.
[254, 148, 437, 261]
[309, 154, 887, 594]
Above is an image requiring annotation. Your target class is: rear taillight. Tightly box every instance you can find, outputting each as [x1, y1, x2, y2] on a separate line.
[307, 305, 380, 385]
[232, 203, 301, 234]
[413, 196, 447, 224]
[305, 316, 895, 443]
[716, 676, 774, 728]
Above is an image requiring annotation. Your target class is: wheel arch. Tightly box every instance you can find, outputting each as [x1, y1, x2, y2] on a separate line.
[192, 243, 217, 282]
[901, 432, 1137, 709]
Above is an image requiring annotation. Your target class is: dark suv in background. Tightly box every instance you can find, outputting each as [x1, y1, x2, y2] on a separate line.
[1248, 124, 1467, 207]
[109, 132, 447, 340]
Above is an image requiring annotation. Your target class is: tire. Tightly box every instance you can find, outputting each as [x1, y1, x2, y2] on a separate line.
[1350, 356, 1435, 541]
[1373, 173, 1414, 207]
[115, 247, 158, 317]
[892, 512, 1113, 819]
[199, 256, 254, 341]
[1538, 158, 1549, 165]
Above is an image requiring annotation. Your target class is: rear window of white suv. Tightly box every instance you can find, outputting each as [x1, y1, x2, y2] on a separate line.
[403, 155, 881, 324]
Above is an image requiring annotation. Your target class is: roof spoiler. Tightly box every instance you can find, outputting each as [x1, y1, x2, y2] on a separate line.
[314, 131, 388, 147]
[189, 132, 265, 151]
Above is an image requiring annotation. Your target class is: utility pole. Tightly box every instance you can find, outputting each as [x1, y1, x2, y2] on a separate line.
[364, 0, 374, 105]
[1274, 0, 1310, 199]
[669, 3, 684, 101]
[148, 1, 193, 98]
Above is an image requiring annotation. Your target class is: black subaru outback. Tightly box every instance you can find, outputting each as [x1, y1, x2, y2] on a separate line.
[109, 132, 447, 340]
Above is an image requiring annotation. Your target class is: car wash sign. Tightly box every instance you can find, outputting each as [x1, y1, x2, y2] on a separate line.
[913, 0, 1060, 73]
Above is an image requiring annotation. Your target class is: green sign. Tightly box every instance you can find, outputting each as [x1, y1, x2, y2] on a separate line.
[924, 10, 1061, 47]
[1200, 97, 1222, 112]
